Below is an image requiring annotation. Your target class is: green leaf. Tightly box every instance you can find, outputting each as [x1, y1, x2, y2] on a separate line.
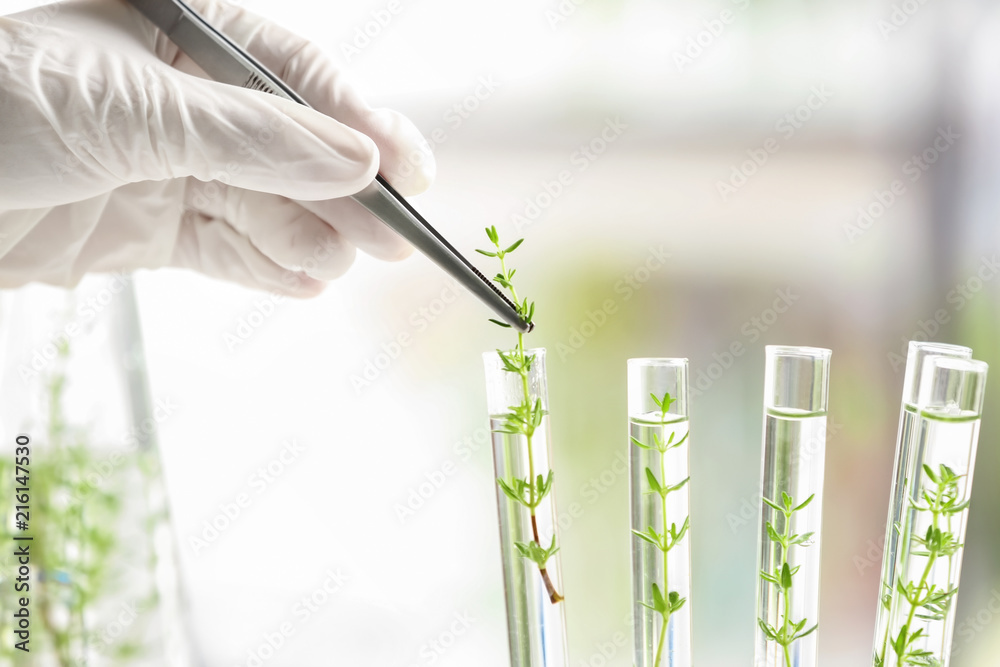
[632, 527, 664, 549]
[760, 570, 780, 585]
[488, 319, 512, 328]
[497, 477, 522, 504]
[781, 491, 793, 509]
[543, 535, 560, 561]
[945, 499, 971, 514]
[922, 464, 938, 483]
[670, 516, 690, 544]
[504, 238, 524, 253]
[645, 467, 662, 494]
[513, 536, 558, 568]
[668, 430, 689, 449]
[793, 494, 816, 512]
[666, 477, 691, 494]
[780, 562, 793, 589]
[485, 226, 499, 244]
[762, 496, 784, 513]
[630, 435, 651, 450]
[495, 349, 517, 372]
[536, 470, 555, 502]
[475, 248, 497, 257]
[758, 619, 778, 641]
[650, 583, 667, 613]
[790, 531, 815, 546]
[651, 432, 664, 451]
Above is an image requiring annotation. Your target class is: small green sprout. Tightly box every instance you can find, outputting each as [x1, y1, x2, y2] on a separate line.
[630, 392, 690, 666]
[876, 464, 967, 667]
[480, 227, 562, 604]
[758, 491, 818, 667]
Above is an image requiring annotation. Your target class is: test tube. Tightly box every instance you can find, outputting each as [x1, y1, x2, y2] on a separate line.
[880, 356, 987, 667]
[871, 342, 971, 665]
[484, 348, 568, 667]
[754, 346, 832, 667]
[627, 359, 692, 667]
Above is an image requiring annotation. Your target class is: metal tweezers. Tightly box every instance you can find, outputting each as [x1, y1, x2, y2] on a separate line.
[126, 0, 531, 333]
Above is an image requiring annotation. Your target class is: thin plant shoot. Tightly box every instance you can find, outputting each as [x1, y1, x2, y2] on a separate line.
[631, 391, 689, 666]
[878, 464, 965, 667]
[478, 226, 563, 604]
[758, 491, 818, 667]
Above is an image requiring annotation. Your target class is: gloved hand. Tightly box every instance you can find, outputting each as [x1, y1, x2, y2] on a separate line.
[0, 0, 435, 296]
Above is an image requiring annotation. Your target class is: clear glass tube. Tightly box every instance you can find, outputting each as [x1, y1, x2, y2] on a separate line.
[483, 347, 567, 667]
[0, 277, 191, 666]
[627, 358, 692, 667]
[872, 342, 972, 665]
[754, 345, 832, 667]
[879, 356, 987, 667]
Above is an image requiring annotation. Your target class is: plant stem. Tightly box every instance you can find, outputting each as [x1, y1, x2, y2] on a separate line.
[780, 520, 792, 667]
[895, 481, 942, 665]
[652, 418, 671, 667]
[501, 254, 563, 604]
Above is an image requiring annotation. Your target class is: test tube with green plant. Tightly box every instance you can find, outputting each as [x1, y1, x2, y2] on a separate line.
[877, 355, 987, 667]
[754, 346, 831, 667]
[480, 227, 567, 667]
[627, 358, 692, 667]
[871, 341, 971, 666]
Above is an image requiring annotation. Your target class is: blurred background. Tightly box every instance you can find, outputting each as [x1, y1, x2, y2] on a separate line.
[7, 0, 1000, 665]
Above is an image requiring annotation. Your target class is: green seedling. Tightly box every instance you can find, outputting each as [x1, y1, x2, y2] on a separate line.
[758, 491, 818, 667]
[631, 391, 690, 666]
[875, 464, 966, 667]
[480, 226, 562, 604]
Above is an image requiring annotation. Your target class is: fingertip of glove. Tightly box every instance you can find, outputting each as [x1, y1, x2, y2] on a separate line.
[298, 110, 380, 199]
[261, 97, 381, 200]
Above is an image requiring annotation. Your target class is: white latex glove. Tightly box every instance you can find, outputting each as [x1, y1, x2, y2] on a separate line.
[0, 0, 435, 296]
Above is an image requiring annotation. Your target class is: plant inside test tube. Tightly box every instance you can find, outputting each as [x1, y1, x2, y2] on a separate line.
[758, 491, 818, 667]
[478, 226, 562, 604]
[631, 391, 689, 667]
[882, 464, 966, 667]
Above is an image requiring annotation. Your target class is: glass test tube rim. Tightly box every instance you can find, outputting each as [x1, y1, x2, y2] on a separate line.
[627, 357, 691, 367]
[483, 347, 549, 417]
[917, 355, 989, 418]
[628, 357, 690, 421]
[764, 345, 832, 417]
[764, 345, 833, 360]
[900, 342, 972, 406]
